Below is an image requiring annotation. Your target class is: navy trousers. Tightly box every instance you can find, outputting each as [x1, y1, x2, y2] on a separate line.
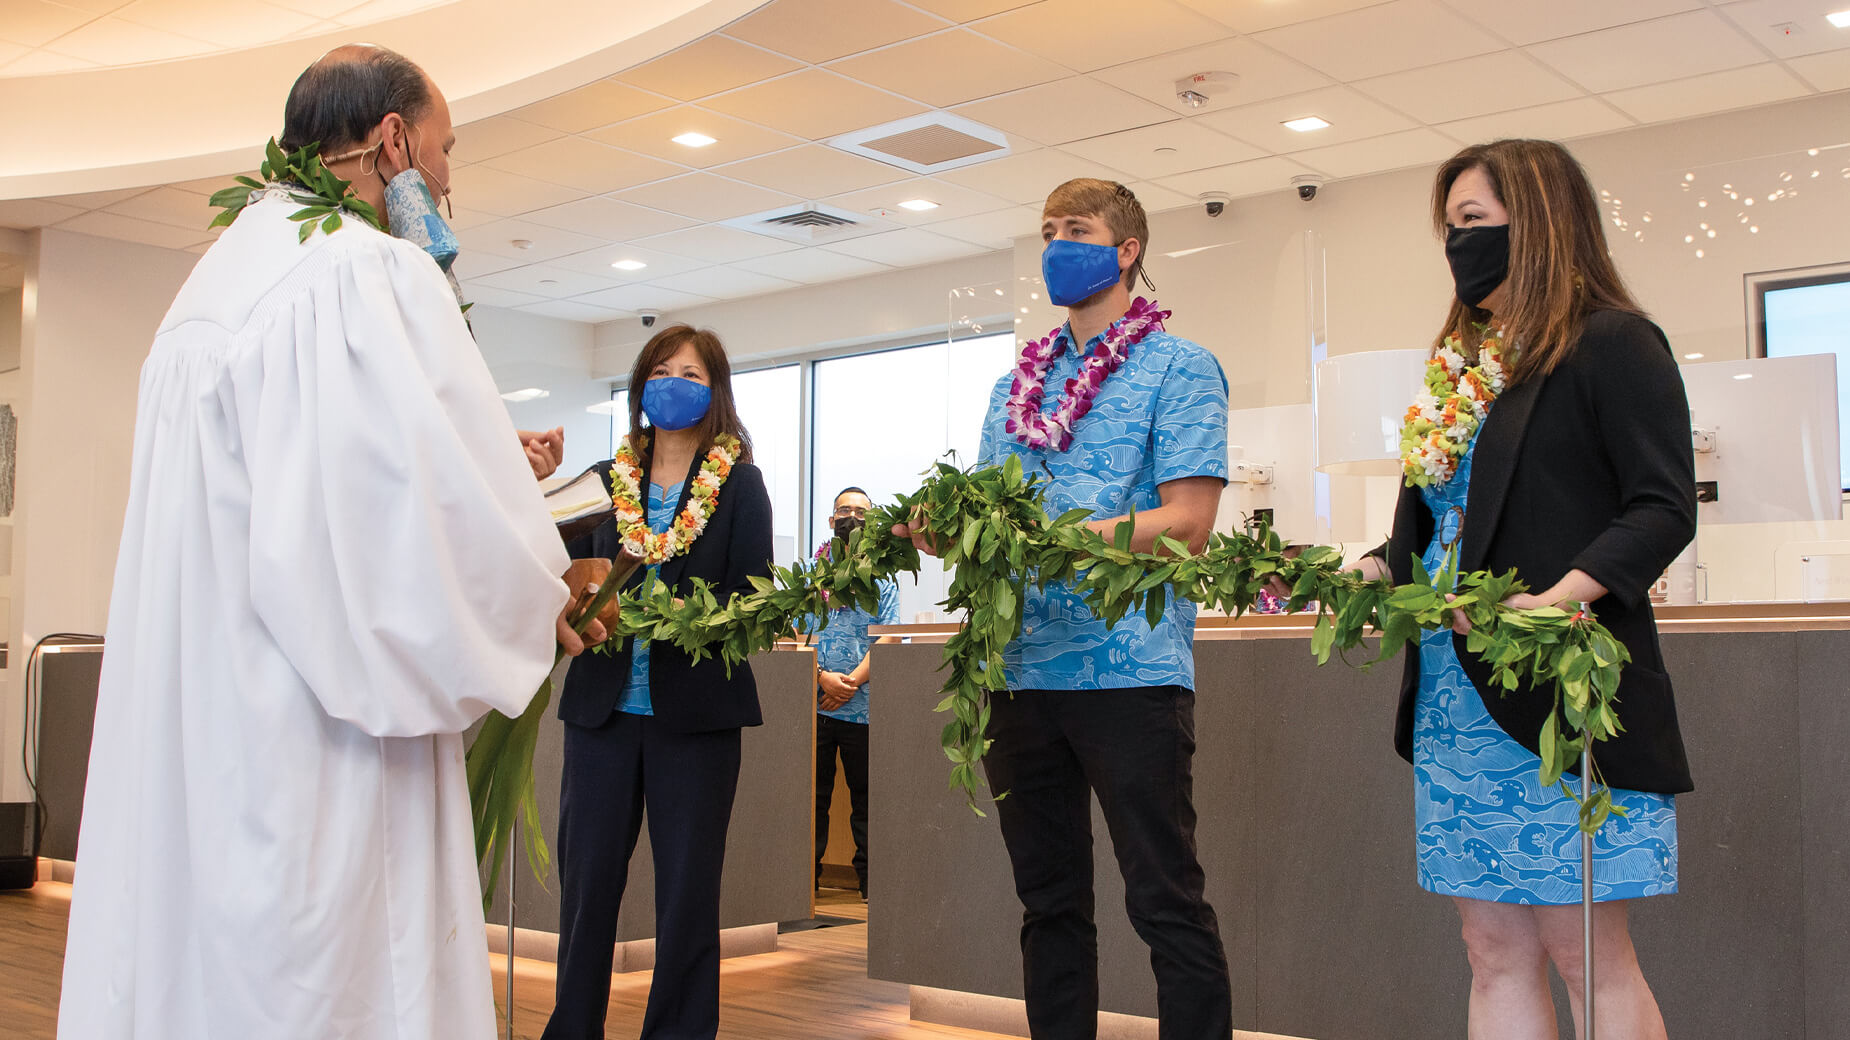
[542, 711, 742, 1040]
[983, 685, 1233, 1040]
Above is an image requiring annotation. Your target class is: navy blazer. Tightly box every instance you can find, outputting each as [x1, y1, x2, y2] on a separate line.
[557, 452, 775, 733]
[1379, 310, 1697, 794]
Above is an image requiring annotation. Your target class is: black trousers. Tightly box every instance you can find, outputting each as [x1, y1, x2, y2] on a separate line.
[814, 714, 870, 894]
[542, 711, 743, 1040]
[983, 686, 1232, 1040]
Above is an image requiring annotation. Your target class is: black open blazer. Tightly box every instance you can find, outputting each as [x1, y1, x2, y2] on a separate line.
[1377, 309, 1697, 794]
[557, 451, 774, 733]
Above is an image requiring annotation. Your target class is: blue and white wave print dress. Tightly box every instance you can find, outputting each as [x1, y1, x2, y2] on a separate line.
[1412, 428, 1678, 904]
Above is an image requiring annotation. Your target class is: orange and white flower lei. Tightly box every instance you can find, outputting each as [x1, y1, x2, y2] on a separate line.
[1399, 325, 1510, 489]
[610, 433, 740, 564]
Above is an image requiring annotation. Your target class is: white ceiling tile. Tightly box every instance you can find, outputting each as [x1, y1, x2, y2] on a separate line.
[170, 172, 253, 195]
[1603, 63, 1813, 123]
[35, 0, 134, 12]
[472, 263, 621, 300]
[181, 240, 212, 254]
[444, 205, 499, 231]
[520, 196, 695, 241]
[1157, 154, 1326, 200]
[1285, 127, 1462, 178]
[445, 165, 586, 217]
[481, 137, 682, 195]
[449, 251, 525, 280]
[505, 79, 673, 134]
[907, 0, 1036, 19]
[1196, 85, 1417, 153]
[329, 0, 443, 21]
[1785, 48, 1850, 91]
[459, 283, 549, 310]
[1437, 97, 1636, 144]
[645, 266, 802, 300]
[615, 172, 801, 222]
[825, 177, 1016, 223]
[0, 40, 30, 67]
[1716, 0, 1850, 57]
[55, 210, 212, 250]
[570, 284, 716, 314]
[516, 299, 636, 323]
[1444, 0, 1703, 46]
[1172, 0, 1393, 33]
[1091, 37, 1335, 116]
[828, 28, 1068, 107]
[0, 197, 87, 229]
[104, 185, 213, 229]
[704, 69, 930, 140]
[619, 34, 804, 102]
[46, 187, 152, 209]
[632, 225, 800, 264]
[715, 145, 910, 197]
[1356, 51, 1584, 124]
[1253, 0, 1501, 80]
[924, 203, 1045, 248]
[1061, 120, 1266, 179]
[456, 218, 605, 262]
[450, 117, 564, 165]
[1123, 179, 1197, 213]
[547, 244, 707, 281]
[733, 248, 894, 283]
[975, 0, 1236, 72]
[952, 77, 1178, 146]
[822, 227, 994, 264]
[727, 0, 951, 63]
[936, 148, 1136, 203]
[0, 49, 99, 74]
[0, 1, 96, 47]
[114, 0, 317, 48]
[586, 106, 803, 168]
[1526, 10, 1767, 93]
[39, 16, 214, 63]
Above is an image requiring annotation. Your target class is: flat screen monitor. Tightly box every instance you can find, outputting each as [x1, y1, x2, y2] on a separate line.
[1748, 261, 1850, 490]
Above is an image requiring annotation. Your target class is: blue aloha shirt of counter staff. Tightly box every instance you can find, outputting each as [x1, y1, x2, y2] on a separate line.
[978, 320, 1229, 692]
[800, 575, 901, 725]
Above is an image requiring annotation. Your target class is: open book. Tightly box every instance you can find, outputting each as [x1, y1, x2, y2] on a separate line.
[543, 465, 615, 542]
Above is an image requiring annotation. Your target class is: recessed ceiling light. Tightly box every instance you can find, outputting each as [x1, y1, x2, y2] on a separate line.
[501, 388, 549, 402]
[898, 198, 939, 211]
[672, 132, 717, 148]
[1282, 116, 1331, 132]
[611, 259, 647, 271]
[1684, 352, 1705, 360]
[1734, 373, 1754, 380]
[1826, 8, 1850, 28]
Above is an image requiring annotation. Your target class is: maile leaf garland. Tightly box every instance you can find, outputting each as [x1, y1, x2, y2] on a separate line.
[208, 138, 383, 242]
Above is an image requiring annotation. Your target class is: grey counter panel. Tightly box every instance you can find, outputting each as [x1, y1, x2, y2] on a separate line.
[871, 629, 1849, 1040]
[486, 649, 816, 940]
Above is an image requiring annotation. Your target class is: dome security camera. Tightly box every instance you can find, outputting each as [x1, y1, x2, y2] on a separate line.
[1198, 191, 1232, 217]
[1292, 174, 1325, 202]
[639, 309, 660, 328]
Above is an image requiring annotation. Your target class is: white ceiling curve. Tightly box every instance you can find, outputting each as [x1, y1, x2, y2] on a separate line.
[0, 0, 771, 199]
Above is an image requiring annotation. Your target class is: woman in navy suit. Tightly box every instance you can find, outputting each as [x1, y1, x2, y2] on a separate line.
[543, 325, 774, 1040]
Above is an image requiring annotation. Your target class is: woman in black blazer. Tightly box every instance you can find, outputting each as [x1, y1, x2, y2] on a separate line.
[543, 325, 774, 1040]
[1361, 140, 1694, 1040]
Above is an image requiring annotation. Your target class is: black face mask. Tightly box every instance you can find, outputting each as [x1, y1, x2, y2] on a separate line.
[1444, 224, 1510, 308]
[832, 516, 865, 541]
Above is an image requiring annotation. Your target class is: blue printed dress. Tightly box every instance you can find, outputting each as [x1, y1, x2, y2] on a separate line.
[1413, 429, 1678, 904]
[615, 479, 683, 717]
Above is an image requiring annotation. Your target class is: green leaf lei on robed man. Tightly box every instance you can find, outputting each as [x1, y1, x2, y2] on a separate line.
[207, 137, 384, 242]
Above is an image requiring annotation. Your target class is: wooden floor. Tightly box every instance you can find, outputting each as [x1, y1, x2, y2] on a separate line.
[1, 882, 1002, 1040]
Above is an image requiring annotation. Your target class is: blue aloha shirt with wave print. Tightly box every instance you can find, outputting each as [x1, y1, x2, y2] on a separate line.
[978, 321, 1229, 692]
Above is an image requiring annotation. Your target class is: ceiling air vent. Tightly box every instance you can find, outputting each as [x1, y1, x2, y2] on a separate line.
[830, 113, 1010, 175]
[721, 201, 893, 245]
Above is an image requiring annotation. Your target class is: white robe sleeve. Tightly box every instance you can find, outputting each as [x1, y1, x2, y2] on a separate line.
[236, 234, 571, 737]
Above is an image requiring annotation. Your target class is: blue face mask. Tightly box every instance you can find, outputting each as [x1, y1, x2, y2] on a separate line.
[382, 166, 459, 273]
[642, 376, 712, 431]
[1041, 238, 1124, 307]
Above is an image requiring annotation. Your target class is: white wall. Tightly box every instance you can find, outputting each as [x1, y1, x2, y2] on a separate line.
[470, 304, 613, 475]
[2, 229, 200, 801]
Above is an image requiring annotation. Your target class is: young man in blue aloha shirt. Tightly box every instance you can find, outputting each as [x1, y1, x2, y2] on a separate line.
[900, 178, 1232, 1039]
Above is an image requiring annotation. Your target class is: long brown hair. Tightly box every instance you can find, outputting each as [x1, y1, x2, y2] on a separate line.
[625, 324, 754, 468]
[1431, 139, 1644, 385]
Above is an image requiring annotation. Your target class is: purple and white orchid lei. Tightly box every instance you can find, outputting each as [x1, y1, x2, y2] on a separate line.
[1005, 296, 1169, 452]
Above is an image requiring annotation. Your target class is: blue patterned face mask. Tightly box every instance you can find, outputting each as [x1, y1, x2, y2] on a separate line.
[642, 376, 712, 431]
[382, 165, 459, 274]
[1041, 238, 1124, 307]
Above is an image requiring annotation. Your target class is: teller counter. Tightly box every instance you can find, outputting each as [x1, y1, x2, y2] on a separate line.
[867, 606, 1850, 1040]
[482, 645, 818, 967]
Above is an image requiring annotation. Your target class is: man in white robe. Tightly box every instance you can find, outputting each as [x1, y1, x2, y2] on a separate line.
[58, 46, 610, 1039]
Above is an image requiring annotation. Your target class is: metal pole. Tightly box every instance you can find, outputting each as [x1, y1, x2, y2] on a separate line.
[1581, 748, 1595, 1040]
[506, 823, 517, 1040]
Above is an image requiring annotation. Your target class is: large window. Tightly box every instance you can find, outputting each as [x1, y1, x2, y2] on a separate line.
[1750, 262, 1850, 489]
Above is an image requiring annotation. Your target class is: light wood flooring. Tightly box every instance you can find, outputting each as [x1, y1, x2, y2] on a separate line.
[0, 882, 1001, 1040]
